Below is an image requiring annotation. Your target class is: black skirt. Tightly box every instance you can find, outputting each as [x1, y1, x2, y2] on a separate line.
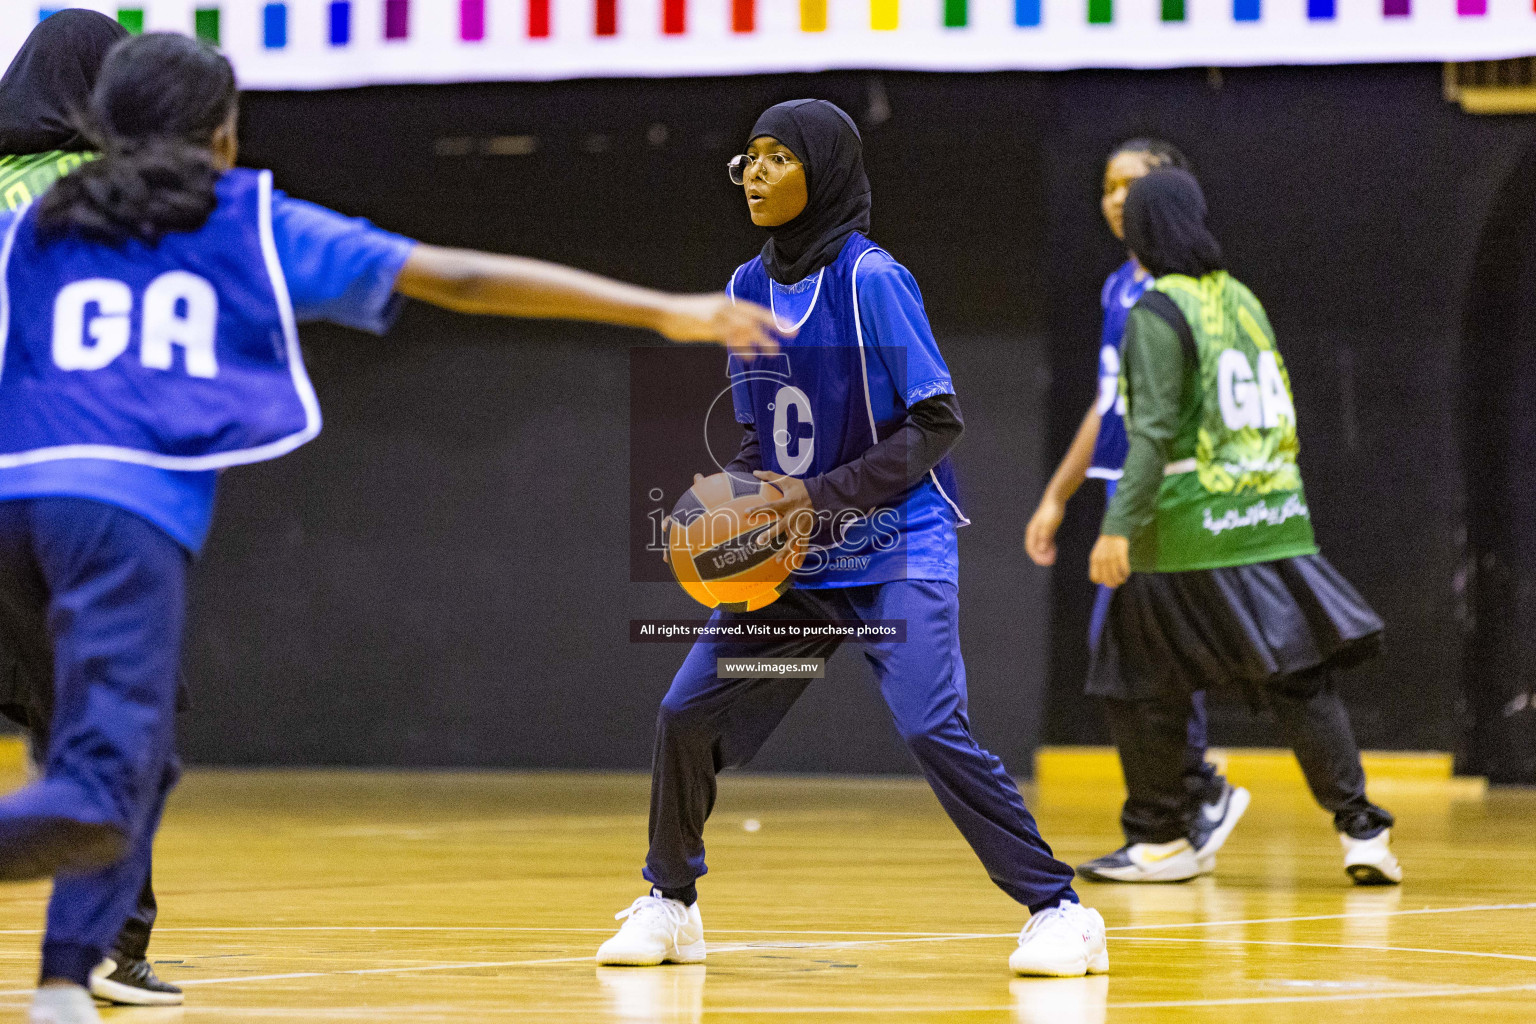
[1086, 553, 1383, 701]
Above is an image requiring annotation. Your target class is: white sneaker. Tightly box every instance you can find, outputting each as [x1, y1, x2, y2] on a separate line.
[29, 984, 101, 1024]
[1010, 901, 1110, 977]
[596, 892, 706, 966]
[1342, 829, 1403, 885]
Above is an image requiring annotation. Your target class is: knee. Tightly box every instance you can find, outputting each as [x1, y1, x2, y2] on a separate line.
[160, 756, 182, 793]
[1108, 696, 1186, 735]
[896, 716, 952, 756]
[1271, 667, 1331, 702]
[656, 690, 713, 742]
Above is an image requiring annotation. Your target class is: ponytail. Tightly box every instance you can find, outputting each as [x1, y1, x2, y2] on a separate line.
[37, 32, 236, 247]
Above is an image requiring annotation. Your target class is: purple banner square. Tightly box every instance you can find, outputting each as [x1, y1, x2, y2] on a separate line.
[461, 0, 486, 38]
[384, 0, 409, 38]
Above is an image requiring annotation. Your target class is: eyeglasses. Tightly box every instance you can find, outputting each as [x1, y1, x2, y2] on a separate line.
[728, 151, 799, 186]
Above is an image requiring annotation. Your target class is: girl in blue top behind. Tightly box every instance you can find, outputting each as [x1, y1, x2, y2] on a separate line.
[0, 32, 778, 1024]
[1023, 139, 1247, 884]
[595, 100, 1107, 980]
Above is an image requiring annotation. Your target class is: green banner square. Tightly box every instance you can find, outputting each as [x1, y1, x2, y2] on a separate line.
[194, 7, 220, 44]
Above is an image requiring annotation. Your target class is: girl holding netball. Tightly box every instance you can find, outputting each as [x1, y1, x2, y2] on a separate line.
[0, 32, 777, 1024]
[1026, 139, 1248, 883]
[596, 99, 1108, 978]
[1086, 167, 1401, 887]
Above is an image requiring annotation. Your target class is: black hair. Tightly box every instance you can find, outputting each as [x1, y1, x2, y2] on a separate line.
[1109, 137, 1191, 173]
[37, 32, 237, 247]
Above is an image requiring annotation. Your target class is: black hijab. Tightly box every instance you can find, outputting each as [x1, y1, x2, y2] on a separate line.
[749, 99, 872, 285]
[1123, 168, 1226, 279]
[0, 9, 128, 155]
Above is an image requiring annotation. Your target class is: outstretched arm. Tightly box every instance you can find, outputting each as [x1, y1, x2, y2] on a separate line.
[394, 244, 782, 356]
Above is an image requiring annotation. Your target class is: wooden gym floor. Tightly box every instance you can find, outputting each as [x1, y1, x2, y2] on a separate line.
[0, 745, 1533, 1023]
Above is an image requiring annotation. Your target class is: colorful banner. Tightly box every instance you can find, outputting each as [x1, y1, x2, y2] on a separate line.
[8, 1, 1536, 89]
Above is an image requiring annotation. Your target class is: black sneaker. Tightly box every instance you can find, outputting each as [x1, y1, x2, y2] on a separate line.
[1188, 781, 1251, 874]
[1076, 840, 1200, 883]
[89, 957, 184, 1006]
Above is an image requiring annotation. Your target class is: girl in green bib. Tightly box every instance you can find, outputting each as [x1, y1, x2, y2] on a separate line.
[1086, 168, 1402, 886]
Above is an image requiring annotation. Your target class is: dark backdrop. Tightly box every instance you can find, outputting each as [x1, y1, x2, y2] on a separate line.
[170, 65, 1534, 769]
[1461, 133, 1536, 783]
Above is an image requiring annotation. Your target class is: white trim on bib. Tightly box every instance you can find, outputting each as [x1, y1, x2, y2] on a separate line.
[850, 246, 969, 529]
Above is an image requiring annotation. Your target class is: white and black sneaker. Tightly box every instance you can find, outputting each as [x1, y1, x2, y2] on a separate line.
[1188, 782, 1251, 875]
[1342, 829, 1403, 885]
[1010, 901, 1109, 977]
[596, 892, 706, 966]
[1076, 839, 1200, 883]
[89, 957, 183, 1006]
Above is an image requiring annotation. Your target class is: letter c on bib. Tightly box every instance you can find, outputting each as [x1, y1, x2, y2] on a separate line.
[53, 278, 132, 371]
[771, 385, 815, 476]
[141, 271, 219, 378]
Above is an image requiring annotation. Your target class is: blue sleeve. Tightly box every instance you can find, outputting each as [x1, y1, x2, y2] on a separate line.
[855, 254, 954, 407]
[271, 192, 416, 335]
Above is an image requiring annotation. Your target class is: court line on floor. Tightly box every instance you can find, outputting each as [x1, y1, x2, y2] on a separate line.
[4, 898, 1531, 940]
[3, 918, 1529, 1000]
[1104, 982, 1536, 1011]
[0, 926, 971, 937]
[7, 982, 1534, 1017]
[4, 899, 1534, 998]
[1115, 934, 1536, 964]
[688, 982, 1536, 1014]
[1104, 900, 1536, 932]
[0, 936, 1002, 996]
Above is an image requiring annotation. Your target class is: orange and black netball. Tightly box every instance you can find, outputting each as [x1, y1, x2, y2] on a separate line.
[665, 472, 806, 612]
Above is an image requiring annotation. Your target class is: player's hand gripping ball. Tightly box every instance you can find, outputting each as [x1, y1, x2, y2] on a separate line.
[665, 472, 807, 612]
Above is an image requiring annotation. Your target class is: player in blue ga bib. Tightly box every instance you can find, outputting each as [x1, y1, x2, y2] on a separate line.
[598, 100, 1108, 979]
[1023, 140, 1245, 884]
[0, 33, 781, 1022]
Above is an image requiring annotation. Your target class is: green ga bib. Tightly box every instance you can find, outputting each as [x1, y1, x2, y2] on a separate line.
[1128, 271, 1318, 572]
